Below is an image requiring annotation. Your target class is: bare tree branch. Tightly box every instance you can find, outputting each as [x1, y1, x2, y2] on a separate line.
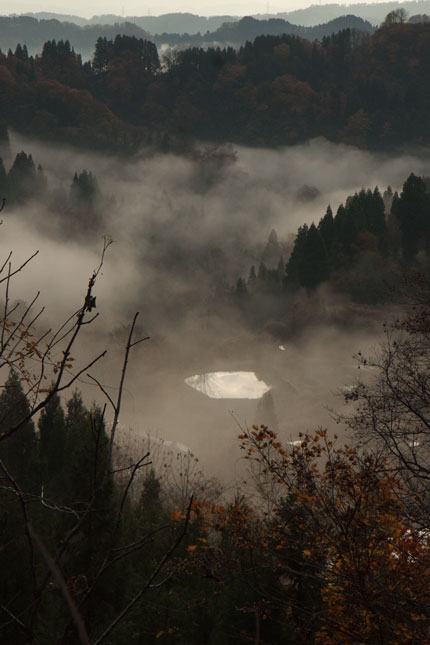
[0, 251, 39, 286]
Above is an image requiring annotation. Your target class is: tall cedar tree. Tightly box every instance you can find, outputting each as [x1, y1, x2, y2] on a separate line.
[0, 369, 38, 490]
[397, 173, 430, 260]
[7, 151, 46, 204]
[0, 371, 39, 642]
[38, 390, 66, 499]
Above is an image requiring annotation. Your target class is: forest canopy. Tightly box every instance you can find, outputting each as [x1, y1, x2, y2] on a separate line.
[1, 21, 430, 151]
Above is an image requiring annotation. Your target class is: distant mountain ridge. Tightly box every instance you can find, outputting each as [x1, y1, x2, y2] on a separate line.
[13, 0, 430, 31]
[277, 1, 430, 26]
[17, 12, 240, 34]
[209, 15, 374, 44]
[0, 14, 374, 59]
[0, 17, 152, 59]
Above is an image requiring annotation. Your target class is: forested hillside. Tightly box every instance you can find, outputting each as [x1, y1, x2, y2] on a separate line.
[282, 0, 430, 26]
[235, 174, 430, 303]
[1, 20, 430, 152]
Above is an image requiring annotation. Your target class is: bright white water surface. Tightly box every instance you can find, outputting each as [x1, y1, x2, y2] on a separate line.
[185, 371, 271, 399]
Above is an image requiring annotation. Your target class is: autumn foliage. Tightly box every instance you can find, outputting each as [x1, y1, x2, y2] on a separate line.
[234, 427, 430, 643]
[2, 23, 430, 151]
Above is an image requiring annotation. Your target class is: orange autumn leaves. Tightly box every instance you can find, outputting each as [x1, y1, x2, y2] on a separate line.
[242, 427, 430, 644]
[174, 428, 430, 643]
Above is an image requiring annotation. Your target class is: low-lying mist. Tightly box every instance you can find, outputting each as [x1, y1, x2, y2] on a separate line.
[2, 132, 429, 482]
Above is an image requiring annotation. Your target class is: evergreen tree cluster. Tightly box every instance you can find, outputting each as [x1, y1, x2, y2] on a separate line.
[0, 371, 138, 642]
[69, 169, 99, 210]
[10, 42, 30, 60]
[41, 39, 78, 62]
[0, 371, 114, 641]
[0, 151, 47, 204]
[0, 371, 110, 514]
[39, 39, 85, 86]
[0, 148, 100, 221]
[92, 35, 160, 75]
[235, 173, 430, 312]
[286, 186, 386, 292]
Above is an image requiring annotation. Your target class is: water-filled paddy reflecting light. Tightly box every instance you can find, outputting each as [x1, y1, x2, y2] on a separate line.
[185, 371, 271, 399]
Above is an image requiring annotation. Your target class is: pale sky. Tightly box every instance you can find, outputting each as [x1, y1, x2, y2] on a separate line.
[1, 0, 366, 19]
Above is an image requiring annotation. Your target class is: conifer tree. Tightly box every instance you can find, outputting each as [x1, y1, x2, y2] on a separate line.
[70, 170, 99, 210]
[397, 173, 430, 260]
[298, 223, 329, 291]
[7, 151, 42, 203]
[334, 203, 356, 248]
[248, 265, 257, 290]
[14, 43, 23, 59]
[383, 185, 393, 213]
[0, 369, 38, 490]
[38, 390, 66, 498]
[391, 191, 400, 216]
[257, 261, 268, 284]
[0, 372, 38, 640]
[234, 277, 249, 304]
[285, 224, 308, 290]
[93, 37, 109, 73]
[318, 205, 334, 251]
[276, 254, 285, 279]
[367, 187, 386, 236]
[63, 395, 111, 518]
[138, 467, 163, 531]
[262, 229, 282, 267]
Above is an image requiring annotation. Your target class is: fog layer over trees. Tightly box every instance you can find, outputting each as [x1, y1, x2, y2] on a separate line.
[1, 132, 429, 479]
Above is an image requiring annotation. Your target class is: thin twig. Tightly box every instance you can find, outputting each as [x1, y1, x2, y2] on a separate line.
[0, 251, 39, 286]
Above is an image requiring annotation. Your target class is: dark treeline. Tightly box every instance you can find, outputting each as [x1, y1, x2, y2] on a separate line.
[0, 14, 375, 58]
[1, 19, 430, 151]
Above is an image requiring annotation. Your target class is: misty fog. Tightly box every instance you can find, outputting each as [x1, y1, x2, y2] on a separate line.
[2, 131, 429, 483]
